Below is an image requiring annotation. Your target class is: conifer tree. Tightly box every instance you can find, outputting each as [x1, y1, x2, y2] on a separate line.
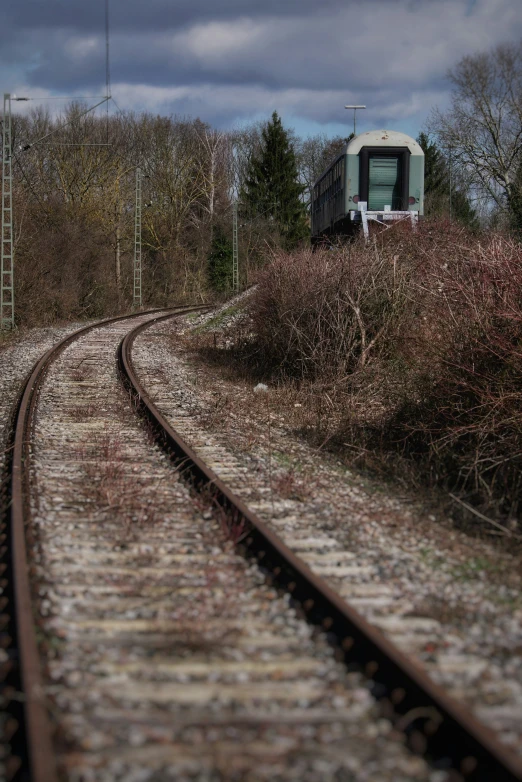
[208, 226, 233, 292]
[241, 111, 308, 248]
[417, 132, 446, 200]
[417, 132, 478, 230]
[508, 156, 522, 242]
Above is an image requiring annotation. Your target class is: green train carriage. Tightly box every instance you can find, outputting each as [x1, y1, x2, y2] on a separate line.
[311, 130, 424, 242]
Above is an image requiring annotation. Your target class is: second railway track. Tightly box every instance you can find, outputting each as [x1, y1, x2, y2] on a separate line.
[2, 306, 522, 781]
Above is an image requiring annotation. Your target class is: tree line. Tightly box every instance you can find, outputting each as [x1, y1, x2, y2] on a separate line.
[8, 106, 347, 323]
[4, 38, 522, 326]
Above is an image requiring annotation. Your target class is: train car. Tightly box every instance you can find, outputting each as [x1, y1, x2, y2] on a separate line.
[311, 130, 424, 242]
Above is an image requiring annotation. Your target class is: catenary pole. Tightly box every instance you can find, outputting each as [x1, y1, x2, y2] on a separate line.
[232, 200, 239, 292]
[133, 167, 143, 308]
[2, 94, 29, 330]
[1, 94, 14, 329]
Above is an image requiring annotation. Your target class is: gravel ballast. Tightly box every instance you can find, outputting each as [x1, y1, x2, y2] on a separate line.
[130, 307, 522, 758]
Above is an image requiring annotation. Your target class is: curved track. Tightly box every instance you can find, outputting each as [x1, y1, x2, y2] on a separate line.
[6, 304, 427, 782]
[119, 312, 522, 782]
[3, 307, 203, 781]
[2, 306, 522, 781]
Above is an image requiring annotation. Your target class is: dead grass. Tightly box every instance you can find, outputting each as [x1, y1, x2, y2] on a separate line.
[74, 432, 161, 539]
[272, 469, 312, 501]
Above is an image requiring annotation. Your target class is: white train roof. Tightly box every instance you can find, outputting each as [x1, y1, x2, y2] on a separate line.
[347, 130, 424, 156]
[313, 129, 424, 186]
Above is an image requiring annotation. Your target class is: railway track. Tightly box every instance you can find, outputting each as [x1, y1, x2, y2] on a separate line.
[2, 307, 200, 780]
[1, 307, 522, 780]
[129, 312, 522, 749]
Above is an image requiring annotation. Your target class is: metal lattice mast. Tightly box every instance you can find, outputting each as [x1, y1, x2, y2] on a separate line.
[133, 167, 142, 309]
[1, 94, 14, 329]
[232, 200, 239, 293]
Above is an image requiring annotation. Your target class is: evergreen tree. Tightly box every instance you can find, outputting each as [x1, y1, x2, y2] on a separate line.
[508, 155, 522, 242]
[241, 112, 308, 248]
[417, 132, 446, 200]
[417, 132, 478, 230]
[208, 226, 233, 292]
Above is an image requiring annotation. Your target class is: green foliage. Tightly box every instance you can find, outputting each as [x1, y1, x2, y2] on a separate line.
[508, 156, 522, 242]
[208, 226, 233, 292]
[418, 132, 446, 198]
[417, 132, 478, 230]
[241, 111, 308, 249]
[194, 305, 240, 333]
[451, 189, 480, 231]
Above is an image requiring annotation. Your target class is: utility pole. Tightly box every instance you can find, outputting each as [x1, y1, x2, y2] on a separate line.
[232, 200, 239, 293]
[133, 167, 142, 309]
[1, 94, 14, 329]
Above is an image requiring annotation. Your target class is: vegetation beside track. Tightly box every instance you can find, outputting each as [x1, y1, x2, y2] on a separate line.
[193, 220, 522, 538]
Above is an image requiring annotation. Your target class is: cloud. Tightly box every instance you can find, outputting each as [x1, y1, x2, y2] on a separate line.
[2, 0, 522, 137]
[106, 81, 449, 132]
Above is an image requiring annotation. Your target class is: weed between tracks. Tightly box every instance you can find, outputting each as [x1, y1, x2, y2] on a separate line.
[75, 432, 162, 537]
[187, 220, 522, 544]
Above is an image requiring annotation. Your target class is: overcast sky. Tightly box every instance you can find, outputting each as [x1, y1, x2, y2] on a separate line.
[2, 0, 521, 141]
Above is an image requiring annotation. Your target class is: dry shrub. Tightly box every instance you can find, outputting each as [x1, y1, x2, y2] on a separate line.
[251, 235, 411, 380]
[15, 200, 120, 326]
[250, 220, 522, 526]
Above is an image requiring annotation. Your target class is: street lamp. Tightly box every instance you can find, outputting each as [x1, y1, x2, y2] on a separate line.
[344, 105, 366, 136]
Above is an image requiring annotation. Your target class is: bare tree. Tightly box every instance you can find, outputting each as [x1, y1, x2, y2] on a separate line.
[228, 123, 264, 198]
[192, 121, 230, 225]
[296, 134, 350, 210]
[428, 41, 522, 213]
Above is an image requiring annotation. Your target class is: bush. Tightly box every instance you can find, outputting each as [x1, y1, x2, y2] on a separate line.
[250, 236, 411, 380]
[249, 221, 522, 526]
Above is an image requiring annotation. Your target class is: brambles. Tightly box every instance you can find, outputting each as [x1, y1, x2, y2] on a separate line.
[247, 221, 522, 532]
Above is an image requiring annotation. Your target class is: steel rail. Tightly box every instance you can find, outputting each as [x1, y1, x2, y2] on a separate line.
[119, 312, 522, 782]
[3, 305, 206, 782]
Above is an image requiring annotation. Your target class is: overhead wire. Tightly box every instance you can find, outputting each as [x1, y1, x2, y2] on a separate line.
[105, 0, 111, 144]
[21, 97, 111, 151]
[19, 96, 107, 101]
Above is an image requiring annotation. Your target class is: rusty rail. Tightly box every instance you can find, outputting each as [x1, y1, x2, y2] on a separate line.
[2, 306, 205, 781]
[119, 312, 522, 782]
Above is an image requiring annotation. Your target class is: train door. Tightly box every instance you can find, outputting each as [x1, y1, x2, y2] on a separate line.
[368, 157, 402, 210]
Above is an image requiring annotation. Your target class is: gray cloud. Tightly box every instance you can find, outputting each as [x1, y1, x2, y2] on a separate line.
[4, 0, 522, 135]
[1, 0, 347, 35]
